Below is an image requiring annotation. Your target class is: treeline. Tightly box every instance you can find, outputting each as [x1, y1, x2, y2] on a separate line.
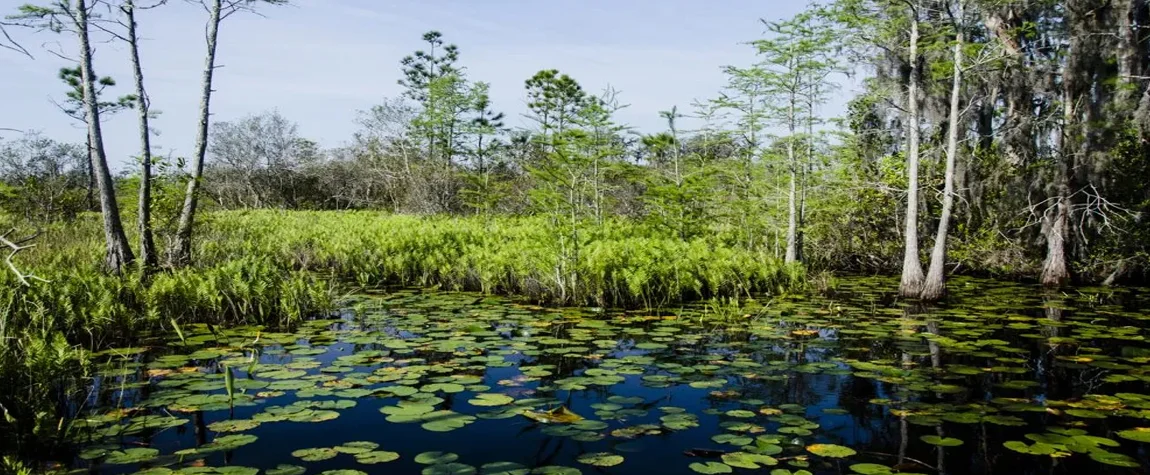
[3, 0, 1150, 298]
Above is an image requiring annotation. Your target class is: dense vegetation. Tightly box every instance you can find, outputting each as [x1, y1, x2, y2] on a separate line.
[1, 0, 1149, 472]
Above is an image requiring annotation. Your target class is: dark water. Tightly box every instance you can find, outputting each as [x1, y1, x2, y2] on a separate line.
[65, 276, 1150, 475]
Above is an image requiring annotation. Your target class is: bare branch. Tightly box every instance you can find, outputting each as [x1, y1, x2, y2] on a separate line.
[1, 228, 49, 286]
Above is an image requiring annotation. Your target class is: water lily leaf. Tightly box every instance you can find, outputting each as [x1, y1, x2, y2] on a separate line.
[292, 447, 338, 462]
[423, 463, 477, 475]
[420, 410, 476, 432]
[806, 444, 857, 458]
[1116, 427, 1150, 443]
[689, 462, 733, 474]
[356, 451, 401, 464]
[469, 393, 514, 407]
[712, 433, 753, 446]
[105, 448, 160, 464]
[207, 419, 260, 433]
[920, 435, 963, 447]
[319, 471, 367, 475]
[266, 465, 306, 475]
[479, 461, 529, 475]
[576, 452, 623, 467]
[721, 452, 777, 468]
[528, 466, 580, 475]
[522, 406, 583, 424]
[335, 441, 380, 454]
[421, 383, 465, 394]
[850, 463, 893, 474]
[415, 451, 460, 465]
[1088, 450, 1140, 467]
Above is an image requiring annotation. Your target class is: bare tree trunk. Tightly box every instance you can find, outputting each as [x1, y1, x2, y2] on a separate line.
[785, 138, 798, 264]
[124, 0, 156, 272]
[921, 0, 964, 301]
[1042, 11, 1077, 288]
[783, 73, 800, 263]
[172, 0, 221, 267]
[85, 134, 94, 210]
[899, 8, 925, 297]
[76, 0, 135, 273]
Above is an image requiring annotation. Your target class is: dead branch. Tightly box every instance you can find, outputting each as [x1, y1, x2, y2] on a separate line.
[1, 228, 48, 286]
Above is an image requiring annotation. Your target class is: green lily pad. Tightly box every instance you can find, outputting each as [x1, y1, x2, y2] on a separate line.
[850, 464, 893, 474]
[721, 452, 777, 468]
[469, 393, 515, 407]
[207, 419, 260, 433]
[689, 462, 733, 474]
[104, 448, 160, 464]
[479, 461, 529, 475]
[356, 451, 401, 464]
[1116, 427, 1150, 443]
[421, 411, 476, 432]
[576, 452, 623, 467]
[335, 441, 380, 454]
[292, 447, 338, 462]
[423, 463, 477, 475]
[266, 465, 307, 475]
[415, 451, 460, 465]
[920, 435, 963, 447]
[805, 444, 857, 458]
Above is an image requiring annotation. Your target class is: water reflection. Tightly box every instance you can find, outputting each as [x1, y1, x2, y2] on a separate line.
[53, 277, 1150, 474]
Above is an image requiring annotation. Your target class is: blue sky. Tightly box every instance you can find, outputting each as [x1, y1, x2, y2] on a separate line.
[1, 0, 856, 171]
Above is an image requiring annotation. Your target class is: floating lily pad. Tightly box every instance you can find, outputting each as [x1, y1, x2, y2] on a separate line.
[104, 448, 159, 464]
[576, 452, 623, 467]
[423, 463, 477, 475]
[469, 393, 514, 407]
[806, 444, 857, 458]
[920, 435, 963, 447]
[1116, 427, 1150, 443]
[292, 447, 338, 462]
[356, 451, 401, 464]
[689, 462, 733, 474]
[415, 451, 460, 465]
[266, 465, 307, 475]
[335, 441, 380, 454]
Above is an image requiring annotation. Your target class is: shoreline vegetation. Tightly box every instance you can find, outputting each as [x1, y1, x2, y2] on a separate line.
[1, 209, 804, 467]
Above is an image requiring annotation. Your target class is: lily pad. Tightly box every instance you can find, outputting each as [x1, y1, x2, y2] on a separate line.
[469, 393, 515, 407]
[576, 452, 623, 467]
[415, 451, 460, 465]
[356, 451, 401, 464]
[292, 447, 338, 462]
[689, 462, 733, 474]
[806, 444, 857, 458]
[920, 435, 963, 447]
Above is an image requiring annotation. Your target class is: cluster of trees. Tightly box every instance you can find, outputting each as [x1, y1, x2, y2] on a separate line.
[2, 0, 287, 274]
[3, 0, 1149, 299]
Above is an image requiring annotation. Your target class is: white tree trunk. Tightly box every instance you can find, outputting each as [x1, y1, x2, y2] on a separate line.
[125, 0, 157, 271]
[899, 9, 925, 297]
[921, 0, 964, 301]
[173, 0, 222, 266]
[76, 0, 135, 272]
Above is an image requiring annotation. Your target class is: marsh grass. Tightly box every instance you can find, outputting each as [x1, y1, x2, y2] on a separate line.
[0, 209, 800, 461]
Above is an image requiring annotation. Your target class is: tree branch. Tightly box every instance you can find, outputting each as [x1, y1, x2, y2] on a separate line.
[1, 229, 48, 286]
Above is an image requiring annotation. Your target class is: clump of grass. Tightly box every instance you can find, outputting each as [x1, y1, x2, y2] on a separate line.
[203, 210, 803, 307]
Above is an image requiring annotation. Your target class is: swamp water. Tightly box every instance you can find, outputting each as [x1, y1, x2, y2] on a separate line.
[65, 277, 1150, 475]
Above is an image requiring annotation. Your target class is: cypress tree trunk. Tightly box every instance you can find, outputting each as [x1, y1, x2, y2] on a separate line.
[921, 0, 964, 302]
[124, 0, 157, 271]
[784, 89, 799, 264]
[76, 0, 135, 273]
[173, 0, 222, 266]
[899, 8, 925, 297]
